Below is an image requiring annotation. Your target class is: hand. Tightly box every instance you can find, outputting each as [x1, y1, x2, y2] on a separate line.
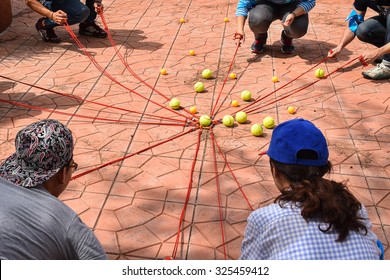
[94, 2, 104, 13]
[234, 32, 245, 46]
[52, 10, 67, 24]
[359, 49, 380, 66]
[328, 46, 341, 58]
[282, 13, 295, 27]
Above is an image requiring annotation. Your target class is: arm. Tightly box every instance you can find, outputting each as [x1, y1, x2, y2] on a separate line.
[234, 0, 253, 45]
[25, 0, 67, 24]
[328, 27, 356, 57]
[360, 42, 390, 65]
[329, 5, 366, 57]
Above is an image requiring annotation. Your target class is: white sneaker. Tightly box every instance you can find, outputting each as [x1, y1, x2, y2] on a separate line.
[362, 62, 390, 80]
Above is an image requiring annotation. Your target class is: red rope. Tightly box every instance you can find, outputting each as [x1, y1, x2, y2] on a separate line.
[211, 130, 254, 211]
[0, 74, 188, 125]
[172, 129, 203, 259]
[232, 56, 330, 116]
[211, 43, 240, 117]
[71, 127, 198, 180]
[0, 98, 186, 126]
[63, 22, 192, 121]
[244, 57, 361, 115]
[97, 10, 196, 118]
[210, 128, 227, 260]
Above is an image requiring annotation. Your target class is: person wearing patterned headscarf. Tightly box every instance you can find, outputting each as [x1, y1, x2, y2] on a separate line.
[0, 119, 107, 260]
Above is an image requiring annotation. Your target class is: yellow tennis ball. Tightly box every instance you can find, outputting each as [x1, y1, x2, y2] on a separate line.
[160, 68, 167, 75]
[229, 72, 237, 79]
[222, 115, 235, 127]
[194, 82, 205, 93]
[287, 106, 296, 114]
[202, 69, 213, 79]
[315, 68, 325, 78]
[189, 50, 195, 56]
[263, 116, 275, 129]
[224, 17, 229, 23]
[272, 76, 279, 83]
[180, 18, 186, 23]
[240, 90, 252, 101]
[190, 106, 197, 114]
[231, 100, 239, 107]
[199, 115, 211, 127]
[251, 124, 263, 136]
[169, 97, 180, 110]
[235, 111, 247, 124]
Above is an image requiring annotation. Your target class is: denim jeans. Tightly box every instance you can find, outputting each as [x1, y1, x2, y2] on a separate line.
[42, 0, 96, 29]
[356, 12, 390, 62]
[248, 0, 308, 40]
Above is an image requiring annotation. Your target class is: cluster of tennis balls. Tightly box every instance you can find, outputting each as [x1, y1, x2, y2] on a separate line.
[221, 113, 275, 136]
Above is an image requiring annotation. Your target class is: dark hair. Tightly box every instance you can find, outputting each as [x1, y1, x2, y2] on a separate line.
[270, 159, 368, 242]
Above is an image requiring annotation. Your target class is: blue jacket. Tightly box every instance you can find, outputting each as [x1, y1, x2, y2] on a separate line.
[236, 0, 316, 17]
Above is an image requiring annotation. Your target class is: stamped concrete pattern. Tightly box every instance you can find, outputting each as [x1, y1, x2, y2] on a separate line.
[0, 0, 389, 260]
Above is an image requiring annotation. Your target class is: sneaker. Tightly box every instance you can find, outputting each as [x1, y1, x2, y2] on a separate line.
[35, 18, 60, 43]
[79, 21, 107, 38]
[280, 31, 294, 54]
[251, 38, 266, 54]
[362, 62, 390, 80]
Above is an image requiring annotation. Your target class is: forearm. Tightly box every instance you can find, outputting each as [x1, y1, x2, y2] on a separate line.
[236, 16, 246, 33]
[25, 0, 53, 19]
[337, 27, 356, 50]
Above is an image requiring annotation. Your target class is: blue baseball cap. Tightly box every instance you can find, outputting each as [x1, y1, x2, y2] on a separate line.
[266, 118, 329, 166]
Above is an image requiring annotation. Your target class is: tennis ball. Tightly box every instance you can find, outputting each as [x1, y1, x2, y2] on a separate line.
[240, 90, 252, 101]
[194, 82, 205, 93]
[224, 17, 229, 23]
[202, 69, 213, 79]
[229, 72, 237, 79]
[263, 116, 275, 129]
[180, 18, 186, 23]
[231, 100, 239, 107]
[251, 124, 263, 136]
[315, 68, 325, 78]
[272, 76, 279, 83]
[199, 115, 211, 127]
[169, 97, 180, 110]
[235, 111, 247, 124]
[222, 115, 235, 127]
[189, 50, 195, 56]
[160, 68, 167, 75]
[287, 106, 296, 114]
[190, 106, 197, 114]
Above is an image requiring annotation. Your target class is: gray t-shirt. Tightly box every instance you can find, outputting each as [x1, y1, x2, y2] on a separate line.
[0, 177, 107, 260]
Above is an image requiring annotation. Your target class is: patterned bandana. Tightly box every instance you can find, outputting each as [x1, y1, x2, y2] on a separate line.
[0, 119, 74, 188]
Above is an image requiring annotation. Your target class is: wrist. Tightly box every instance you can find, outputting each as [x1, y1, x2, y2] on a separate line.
[290, 12, 297, 18]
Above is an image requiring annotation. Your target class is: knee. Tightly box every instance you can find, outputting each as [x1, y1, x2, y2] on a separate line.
[356, 25, 371, 42]
[79, 6, 90, 22]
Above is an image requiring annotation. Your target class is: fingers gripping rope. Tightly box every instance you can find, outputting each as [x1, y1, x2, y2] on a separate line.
[359, 55, 368, 67]
[234, 32, 243, 40]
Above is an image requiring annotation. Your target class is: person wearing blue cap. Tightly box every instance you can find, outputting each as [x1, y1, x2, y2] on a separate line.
[240, 118, 384, 259]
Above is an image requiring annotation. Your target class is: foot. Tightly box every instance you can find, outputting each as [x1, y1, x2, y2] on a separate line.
[362, 62, 390, 80]
[251, 37, 266, 54]
[79, 21, 107, 38]
[35, 18, 60, 43]
[280, 31, 294, 54]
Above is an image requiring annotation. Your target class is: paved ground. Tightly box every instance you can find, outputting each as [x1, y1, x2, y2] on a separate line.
[1, 0, 389, 260]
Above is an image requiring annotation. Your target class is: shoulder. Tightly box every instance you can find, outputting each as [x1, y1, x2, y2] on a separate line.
[248, 202, 300, 229]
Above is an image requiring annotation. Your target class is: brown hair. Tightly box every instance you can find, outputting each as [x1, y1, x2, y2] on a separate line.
[270, 159, 367, 242]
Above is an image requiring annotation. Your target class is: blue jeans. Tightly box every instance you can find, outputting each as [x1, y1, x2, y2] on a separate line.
[42, 0, 96, 29]
[356, 12, 390, 62]
[248, 0, 308, 40]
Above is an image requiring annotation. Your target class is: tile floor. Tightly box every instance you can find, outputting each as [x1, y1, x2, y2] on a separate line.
[0, 0, 389, 260]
